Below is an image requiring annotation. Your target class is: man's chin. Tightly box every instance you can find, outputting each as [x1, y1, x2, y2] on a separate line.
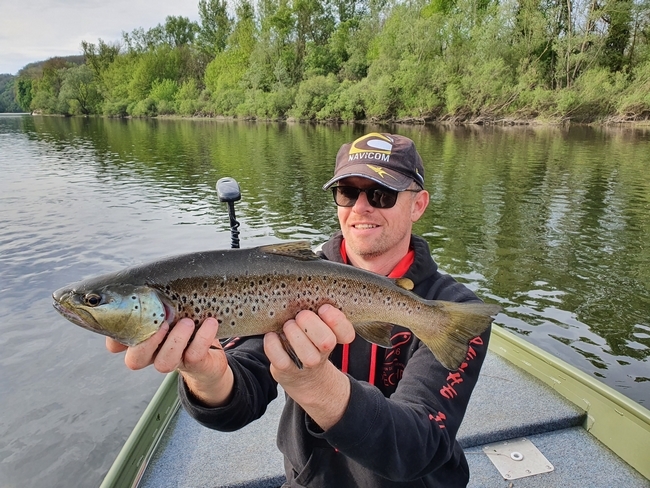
[345, 239, 385, 260]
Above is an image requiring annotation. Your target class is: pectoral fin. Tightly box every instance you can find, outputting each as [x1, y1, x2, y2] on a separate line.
[354, 321, 394, 348]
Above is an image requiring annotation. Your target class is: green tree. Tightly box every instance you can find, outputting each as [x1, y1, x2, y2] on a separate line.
[0, 75, 21, 112]
[205, 0, 257, 93]
[601, 0, 634, 72]
[29, 57, 70, 113]
[15, 78, 33, 111]
[58, 64, 101, 114]
[82, 39, 121, 77]
[197, 0, 233, 54]
[162, 16, 199, 47]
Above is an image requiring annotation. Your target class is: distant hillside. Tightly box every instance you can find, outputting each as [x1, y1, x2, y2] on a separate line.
[17, 55, 85, 77]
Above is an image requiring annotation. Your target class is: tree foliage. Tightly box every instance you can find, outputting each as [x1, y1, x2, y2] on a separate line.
[17, 0, 650, 121]
[0, 75, 22, 112]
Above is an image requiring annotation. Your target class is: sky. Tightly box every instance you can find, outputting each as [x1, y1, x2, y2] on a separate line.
[0, 0, 201, 75]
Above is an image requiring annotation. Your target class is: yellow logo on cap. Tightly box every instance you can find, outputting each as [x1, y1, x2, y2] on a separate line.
[367, 164, 397, 180]
[349, 133, 393, 155]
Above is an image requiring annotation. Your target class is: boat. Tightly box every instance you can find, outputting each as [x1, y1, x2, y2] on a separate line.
[100, 179, 650, 488]
[99, 324, 650, 488]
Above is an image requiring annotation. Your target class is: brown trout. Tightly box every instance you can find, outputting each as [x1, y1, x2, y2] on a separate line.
[52, 241, 501, 370]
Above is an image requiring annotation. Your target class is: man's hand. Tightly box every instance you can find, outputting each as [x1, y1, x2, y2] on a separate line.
[106, 317, 234, 407]
[264, 304, 355, 431]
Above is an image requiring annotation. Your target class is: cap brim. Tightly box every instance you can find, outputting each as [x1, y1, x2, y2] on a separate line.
[322, 164, 413, 191]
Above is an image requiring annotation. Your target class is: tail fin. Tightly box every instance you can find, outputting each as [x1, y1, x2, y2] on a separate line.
[419, 302, 501, 370]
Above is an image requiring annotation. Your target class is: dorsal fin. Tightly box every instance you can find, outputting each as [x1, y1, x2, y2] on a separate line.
[394, 278, 414, 291]
[259, 241, 320, 261]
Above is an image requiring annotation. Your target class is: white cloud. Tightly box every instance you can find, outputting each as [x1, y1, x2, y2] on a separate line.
[0, 0, 200, 75]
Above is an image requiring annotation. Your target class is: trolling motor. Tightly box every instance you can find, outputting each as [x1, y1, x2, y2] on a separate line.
[216, 177, 241, 249]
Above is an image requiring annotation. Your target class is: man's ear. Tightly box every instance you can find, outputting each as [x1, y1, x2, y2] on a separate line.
[411, 190, 429, 222]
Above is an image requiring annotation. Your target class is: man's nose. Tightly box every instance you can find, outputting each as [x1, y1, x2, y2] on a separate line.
[352, 190, 374, 211]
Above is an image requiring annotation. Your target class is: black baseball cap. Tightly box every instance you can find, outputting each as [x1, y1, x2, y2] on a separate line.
[323, 133, 425, 191]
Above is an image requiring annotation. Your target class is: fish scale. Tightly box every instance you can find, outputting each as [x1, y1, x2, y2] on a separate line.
[52, 241, 501, 370]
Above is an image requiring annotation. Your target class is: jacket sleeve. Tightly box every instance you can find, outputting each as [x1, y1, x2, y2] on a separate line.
[307, 325, 489, 481]
[178, 336, 279, 432]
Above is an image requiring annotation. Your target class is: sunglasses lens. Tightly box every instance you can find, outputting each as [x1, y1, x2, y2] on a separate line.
[332, 186, 358, 206]
[369, 188, 398, 208]
[332, 187, 398, 209]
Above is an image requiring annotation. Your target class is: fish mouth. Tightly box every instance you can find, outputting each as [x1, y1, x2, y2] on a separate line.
[52, 298, 89, 328]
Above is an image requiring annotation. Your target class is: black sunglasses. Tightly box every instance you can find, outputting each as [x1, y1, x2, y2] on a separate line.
[331, 186, 420, 209]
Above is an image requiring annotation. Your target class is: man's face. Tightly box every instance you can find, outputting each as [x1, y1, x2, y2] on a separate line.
[336, 177, 429, 263]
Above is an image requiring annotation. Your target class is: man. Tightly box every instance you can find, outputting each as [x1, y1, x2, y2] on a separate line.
[107, 133, 490, 487]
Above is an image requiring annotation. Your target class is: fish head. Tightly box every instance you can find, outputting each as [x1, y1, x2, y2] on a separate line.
[52, 283, 168, 346]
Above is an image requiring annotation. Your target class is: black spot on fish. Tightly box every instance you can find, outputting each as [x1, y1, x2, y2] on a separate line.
[135, 306, 139, 310]
[195, 307, 200, 313]
[132, 296, 137, 300]
[225, 307, 230, 314]
[203, 282, 208, 289]
[182, 296, 187, 303]
[154, 320, 158, 325]
[194, 319, 200, 325]
[238, 311, 244, 317]
[217, 319, 223, 324]
[207, 312, 212, 317]
[230, 321, 236, 326]
[297, 277, 302, 282]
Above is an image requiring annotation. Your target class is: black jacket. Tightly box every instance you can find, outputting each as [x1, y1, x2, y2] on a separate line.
[179, 234, 490, 487]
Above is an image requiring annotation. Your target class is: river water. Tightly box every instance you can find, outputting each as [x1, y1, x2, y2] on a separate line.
[0, 115, 648, 487]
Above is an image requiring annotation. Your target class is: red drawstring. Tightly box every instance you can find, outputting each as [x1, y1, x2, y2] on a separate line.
[342, 343, 350, 374]
[368, 344, 378, 385]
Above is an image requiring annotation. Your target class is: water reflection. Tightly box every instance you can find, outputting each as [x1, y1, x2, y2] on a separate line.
[1, 116, 648, 488]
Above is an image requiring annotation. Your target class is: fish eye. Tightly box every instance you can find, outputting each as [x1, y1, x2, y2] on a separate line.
[83, 294, 102, 307]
